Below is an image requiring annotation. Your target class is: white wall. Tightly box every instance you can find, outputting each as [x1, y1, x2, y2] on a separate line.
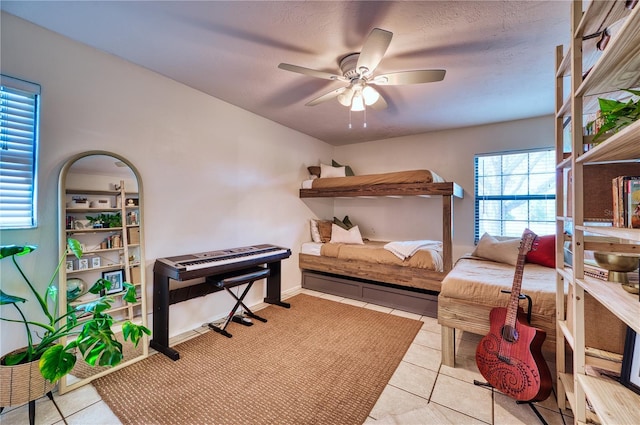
[0, 12, 333, 355]
[333, 116, 555, 259]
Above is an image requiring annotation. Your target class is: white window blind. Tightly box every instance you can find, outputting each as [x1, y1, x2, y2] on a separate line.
[0, 75, 41, 229]
[474, 148, 556, 241]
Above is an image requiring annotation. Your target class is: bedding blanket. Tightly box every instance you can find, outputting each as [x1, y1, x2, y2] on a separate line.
[321, 240, 442, 272]
[384, 240, 442, 260]
[440, 256, 563, 317]
[311, 169, 444, 189]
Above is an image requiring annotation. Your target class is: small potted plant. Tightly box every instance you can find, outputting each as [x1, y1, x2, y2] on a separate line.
[587, 88, 640, 142]
[86, 212, 121, 229]
[0, 238, 150, 408]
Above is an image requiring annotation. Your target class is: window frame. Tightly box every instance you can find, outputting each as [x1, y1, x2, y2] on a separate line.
[0, 74, 41, 229]
[474, 147, 556, 242]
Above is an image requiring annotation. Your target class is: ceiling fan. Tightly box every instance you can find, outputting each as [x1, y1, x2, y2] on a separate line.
[278, 28, 445, 111]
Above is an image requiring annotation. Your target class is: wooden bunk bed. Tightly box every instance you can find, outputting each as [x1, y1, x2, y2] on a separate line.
[299, 169, 463, 317]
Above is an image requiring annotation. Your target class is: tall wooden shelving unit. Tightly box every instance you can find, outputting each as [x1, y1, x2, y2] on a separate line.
[554, 1, 640, 424]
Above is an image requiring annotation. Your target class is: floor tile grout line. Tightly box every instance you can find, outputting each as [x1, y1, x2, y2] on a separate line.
[400, 360, 441, 375]
[428, 400, 494, 425]
[386, 381, 431, 403]
[431, 362, 443, 402]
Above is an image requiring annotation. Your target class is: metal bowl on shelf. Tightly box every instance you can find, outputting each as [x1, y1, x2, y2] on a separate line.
[593, 252, 640, 294]
[66, 278, 86, 301]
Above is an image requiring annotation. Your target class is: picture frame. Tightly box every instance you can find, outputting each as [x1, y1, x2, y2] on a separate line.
[621, 327, 640, 395]
[66, 260, 74, 272]
[91, 257, 101, 268]
[102, 269, 124, 294]
[78, 259, 89, 270]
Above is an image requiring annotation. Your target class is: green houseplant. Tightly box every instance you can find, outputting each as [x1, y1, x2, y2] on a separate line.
[86, 212, 122, 228]
[0, 238, 150, 385]
[587, 88, 640, 142]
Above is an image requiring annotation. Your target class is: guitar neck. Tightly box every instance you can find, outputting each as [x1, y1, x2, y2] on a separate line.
[505, 252, 527, 328]
[504, 229, 537, 328]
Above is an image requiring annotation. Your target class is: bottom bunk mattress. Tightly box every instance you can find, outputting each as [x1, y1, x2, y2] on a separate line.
[439, 256, 559, 317]
[299, 240, 445, 293]
[307, 240, 442, 270]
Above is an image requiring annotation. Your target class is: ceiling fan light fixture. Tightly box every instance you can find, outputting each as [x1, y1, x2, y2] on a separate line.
[362, 86, 380, 105]
[351, 93, 365, 111]
[337, 88, 354, 107]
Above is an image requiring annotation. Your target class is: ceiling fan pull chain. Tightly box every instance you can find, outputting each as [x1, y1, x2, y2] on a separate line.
[348, 109, 352, 129]
[363, 107, 367, 128]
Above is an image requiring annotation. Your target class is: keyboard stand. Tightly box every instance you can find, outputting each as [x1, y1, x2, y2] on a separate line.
[208, 268, 270, 338]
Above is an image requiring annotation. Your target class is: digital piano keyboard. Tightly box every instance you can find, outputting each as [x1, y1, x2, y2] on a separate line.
[155, 244, 290, 274]
[151, 243, 291, 360]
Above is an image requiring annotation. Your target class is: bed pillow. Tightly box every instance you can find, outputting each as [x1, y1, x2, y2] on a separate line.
[310, 219, 321, 243]
[307, 166, 321, 178]
[333, 215, 354, 230]
[342, 215, 353, 229]
[329, 224, 364, 244]
[331, 160, 355, 176]
[320, 163, 346, 178]
[527, 234, 556, 268]
[317, 220, 333, 243]
[472, 233, 520, 266]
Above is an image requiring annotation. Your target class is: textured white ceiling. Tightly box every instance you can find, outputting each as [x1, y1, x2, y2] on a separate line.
[1, 1, 570, 145]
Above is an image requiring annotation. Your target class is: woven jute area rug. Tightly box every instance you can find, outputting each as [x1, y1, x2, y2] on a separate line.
[93, 293, 422, 425]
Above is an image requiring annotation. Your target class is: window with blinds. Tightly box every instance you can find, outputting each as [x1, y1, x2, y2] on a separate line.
[0, 75, 41, 229]
[474, 148, 555, 241]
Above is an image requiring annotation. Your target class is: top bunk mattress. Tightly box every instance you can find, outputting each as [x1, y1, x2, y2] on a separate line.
[305, 169, 444, 189]
[439, 256, 562, 317]
[300, 169, 462, 198]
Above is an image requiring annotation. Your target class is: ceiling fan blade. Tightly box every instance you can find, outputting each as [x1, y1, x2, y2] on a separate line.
[305, 87, 347, 106]
[372, 69, 446, 85]
[278, 63, 346, 81]
[356, 28, 393, 75]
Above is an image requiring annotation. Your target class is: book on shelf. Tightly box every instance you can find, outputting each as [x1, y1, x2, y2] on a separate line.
[583, 264, 639, 283]
[627, 177, 640, 229]
[584, 263, 609, 281]
[612, 176, 640, 228]
[563, 260, 611, 281]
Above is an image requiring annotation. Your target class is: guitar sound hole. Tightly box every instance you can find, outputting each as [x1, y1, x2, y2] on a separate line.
[501, 325, 519, 343]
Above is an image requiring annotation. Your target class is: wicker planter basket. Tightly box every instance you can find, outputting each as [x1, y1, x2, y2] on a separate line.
[0, 351, 55, 408]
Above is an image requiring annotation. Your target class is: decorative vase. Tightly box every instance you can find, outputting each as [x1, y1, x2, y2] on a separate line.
[0, 350, 54, 408]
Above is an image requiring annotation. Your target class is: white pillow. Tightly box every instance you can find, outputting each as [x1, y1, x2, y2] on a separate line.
[329, 224, 364, 245]
[320, 163, 346, 178]
[472, 233, 520, 266]
[310, 219, 321, 243]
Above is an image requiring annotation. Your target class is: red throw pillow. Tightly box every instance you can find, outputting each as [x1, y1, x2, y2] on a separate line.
[526, 234, 555, 268]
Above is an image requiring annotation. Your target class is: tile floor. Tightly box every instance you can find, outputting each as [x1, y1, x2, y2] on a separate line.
[0, 289, 572, 424]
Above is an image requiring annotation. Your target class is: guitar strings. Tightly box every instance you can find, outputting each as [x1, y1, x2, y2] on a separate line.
[498, 249, 529, 362]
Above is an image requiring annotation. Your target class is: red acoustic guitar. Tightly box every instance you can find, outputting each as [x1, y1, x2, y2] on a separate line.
[475, 229, 553, 402]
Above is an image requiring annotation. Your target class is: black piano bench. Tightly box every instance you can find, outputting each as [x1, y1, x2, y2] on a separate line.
[207, 267, 270, 338]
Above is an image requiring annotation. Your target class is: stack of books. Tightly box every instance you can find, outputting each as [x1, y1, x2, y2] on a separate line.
[612, 176, 640, 228]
